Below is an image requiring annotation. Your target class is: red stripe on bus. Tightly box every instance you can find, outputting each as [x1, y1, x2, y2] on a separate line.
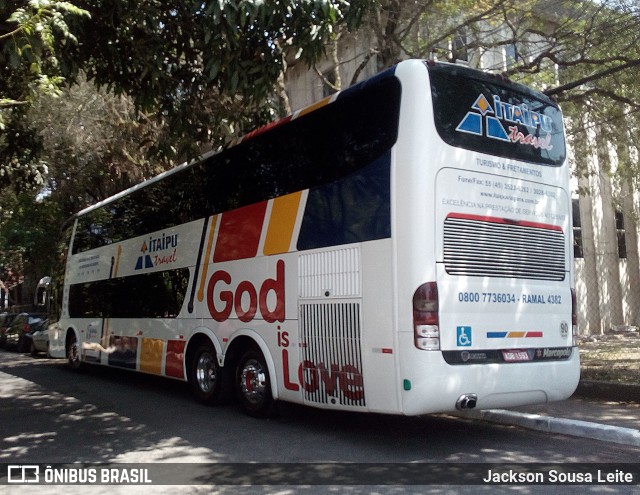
[166, 340, 186, 379]
[446, 212, 563, 231]
[241, 116, 293, 142]
[213, 201, 268, 262]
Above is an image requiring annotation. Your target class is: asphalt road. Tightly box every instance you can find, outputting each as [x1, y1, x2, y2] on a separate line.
[1, 349, 638, 495]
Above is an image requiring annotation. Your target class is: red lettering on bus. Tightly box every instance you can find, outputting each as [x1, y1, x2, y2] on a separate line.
[206, 260, 285, 323]
[207, 270, 233, 321]
[281, 348, 299, 391]
[259, 260, 285, 323]
[277, 330, 289, 348]
[234, 281, 257, 322]
[340, 364, 364, 401]
[281, 348, 364, 401]
[317, 362, 340, 395]
[299, 359, 319, 392]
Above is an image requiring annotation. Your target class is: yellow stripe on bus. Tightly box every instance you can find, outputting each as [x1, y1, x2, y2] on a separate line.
[113, 245, 122, 277]
[197, 214, 218, 302]
[140, 338, 163, 375]
[296, 96, 333, 117]
[263, 192, 303, 256]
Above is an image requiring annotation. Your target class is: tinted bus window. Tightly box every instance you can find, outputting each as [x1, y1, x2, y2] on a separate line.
[297, 152, 391, 251]
[428, 64, 565, 166]
[68, 268, 189, 318]
[72, 75, 401, 254]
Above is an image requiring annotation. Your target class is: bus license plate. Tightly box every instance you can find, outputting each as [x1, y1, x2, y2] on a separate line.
[502, 350, 531, 362]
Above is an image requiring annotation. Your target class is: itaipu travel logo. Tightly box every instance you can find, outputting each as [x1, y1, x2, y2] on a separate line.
[135, 232, 178, 270]
[456, 94, 554, 150]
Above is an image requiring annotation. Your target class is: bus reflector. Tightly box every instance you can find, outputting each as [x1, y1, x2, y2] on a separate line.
[413, 282, 439, 350]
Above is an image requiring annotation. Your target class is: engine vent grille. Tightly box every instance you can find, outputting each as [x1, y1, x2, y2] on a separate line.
[299, 302, 365, 407]
[443, 214, 566, 281]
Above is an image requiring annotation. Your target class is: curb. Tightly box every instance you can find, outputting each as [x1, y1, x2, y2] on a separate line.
[575, 380, 640, 403]
[457, 409, 640, 447]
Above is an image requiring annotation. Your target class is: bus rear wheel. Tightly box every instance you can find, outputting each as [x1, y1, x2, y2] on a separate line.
[189, 343, 229, 405]
[235, 347, 275, 418]
[67, 333, 82, 370]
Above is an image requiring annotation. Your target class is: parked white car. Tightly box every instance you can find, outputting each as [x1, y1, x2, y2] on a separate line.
[28, 319, 50, 356]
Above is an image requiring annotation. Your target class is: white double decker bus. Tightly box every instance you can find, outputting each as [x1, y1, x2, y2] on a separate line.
[49, 60, 579, 417]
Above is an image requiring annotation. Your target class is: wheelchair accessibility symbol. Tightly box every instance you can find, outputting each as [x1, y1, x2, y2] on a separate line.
[457, 326, 472, 347]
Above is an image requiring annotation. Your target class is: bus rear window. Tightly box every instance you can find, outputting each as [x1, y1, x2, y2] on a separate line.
[428, 64, 565, 167]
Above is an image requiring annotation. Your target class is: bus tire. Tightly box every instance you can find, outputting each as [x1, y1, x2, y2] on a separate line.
[235, 347, 275, 418]
[189, 343, 229, 405]
[66, 332, 82, 370]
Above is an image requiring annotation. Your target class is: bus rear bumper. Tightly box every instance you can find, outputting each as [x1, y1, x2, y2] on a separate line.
[398, 349, 580, 416]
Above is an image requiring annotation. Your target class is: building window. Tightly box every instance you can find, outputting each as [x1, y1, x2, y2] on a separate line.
[505, 44, 518, 68]
[572, 199, 584, 259]
[616, 209, 627, 259]
[452, 31, 468, 62]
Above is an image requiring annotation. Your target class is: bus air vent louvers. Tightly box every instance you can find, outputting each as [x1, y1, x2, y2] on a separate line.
[443, 215, 565, 281]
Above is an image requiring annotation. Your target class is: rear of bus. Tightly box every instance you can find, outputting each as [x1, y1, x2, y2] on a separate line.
[393, 60, 579, 415]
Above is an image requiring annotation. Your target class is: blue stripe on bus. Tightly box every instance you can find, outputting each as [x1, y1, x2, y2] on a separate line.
[296, 152, 392, 251]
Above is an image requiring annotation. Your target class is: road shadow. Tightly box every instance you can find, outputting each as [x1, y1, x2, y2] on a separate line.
[1, 350, 638, 469]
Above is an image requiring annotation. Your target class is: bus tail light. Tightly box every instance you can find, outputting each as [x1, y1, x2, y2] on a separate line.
[571, 288, 578, 346]
[413, 282, 439, 350]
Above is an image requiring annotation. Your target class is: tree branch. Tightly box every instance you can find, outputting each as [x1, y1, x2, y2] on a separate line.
[557, 86, 640, 110]
[545, 58, 640, 96]
[0, 26, 23, 41]
[349, 48, 379, 86]
[0, 99, 30, 109]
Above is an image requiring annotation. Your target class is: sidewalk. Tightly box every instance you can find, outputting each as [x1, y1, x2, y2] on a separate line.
[457, 381, 640, 447]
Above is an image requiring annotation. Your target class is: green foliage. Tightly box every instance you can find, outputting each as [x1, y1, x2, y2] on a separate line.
[66, 0, 370, 158]
[0, 0, 371, 289]
[30, 77, 174, 215]
[1, 0, 90, 113]
[1, 0, 90, 194]
[0, 191, 64, 294]
[0, 114, 47, 192]
[2, 1, 372, 189]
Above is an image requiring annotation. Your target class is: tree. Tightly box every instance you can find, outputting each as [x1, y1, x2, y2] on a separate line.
[0, 192, 62, 303]
[327, 0, 518, 85]
[0, 1, 375, 297]
[311, 1, 640, 176]
[0, 77, 177, 298]
[0, 1, 90, 115]
[66, 0, 371, 158]
[31, 77, 173, 213]
[0, 1, 90, 192]
[1, 1, 373, 192]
